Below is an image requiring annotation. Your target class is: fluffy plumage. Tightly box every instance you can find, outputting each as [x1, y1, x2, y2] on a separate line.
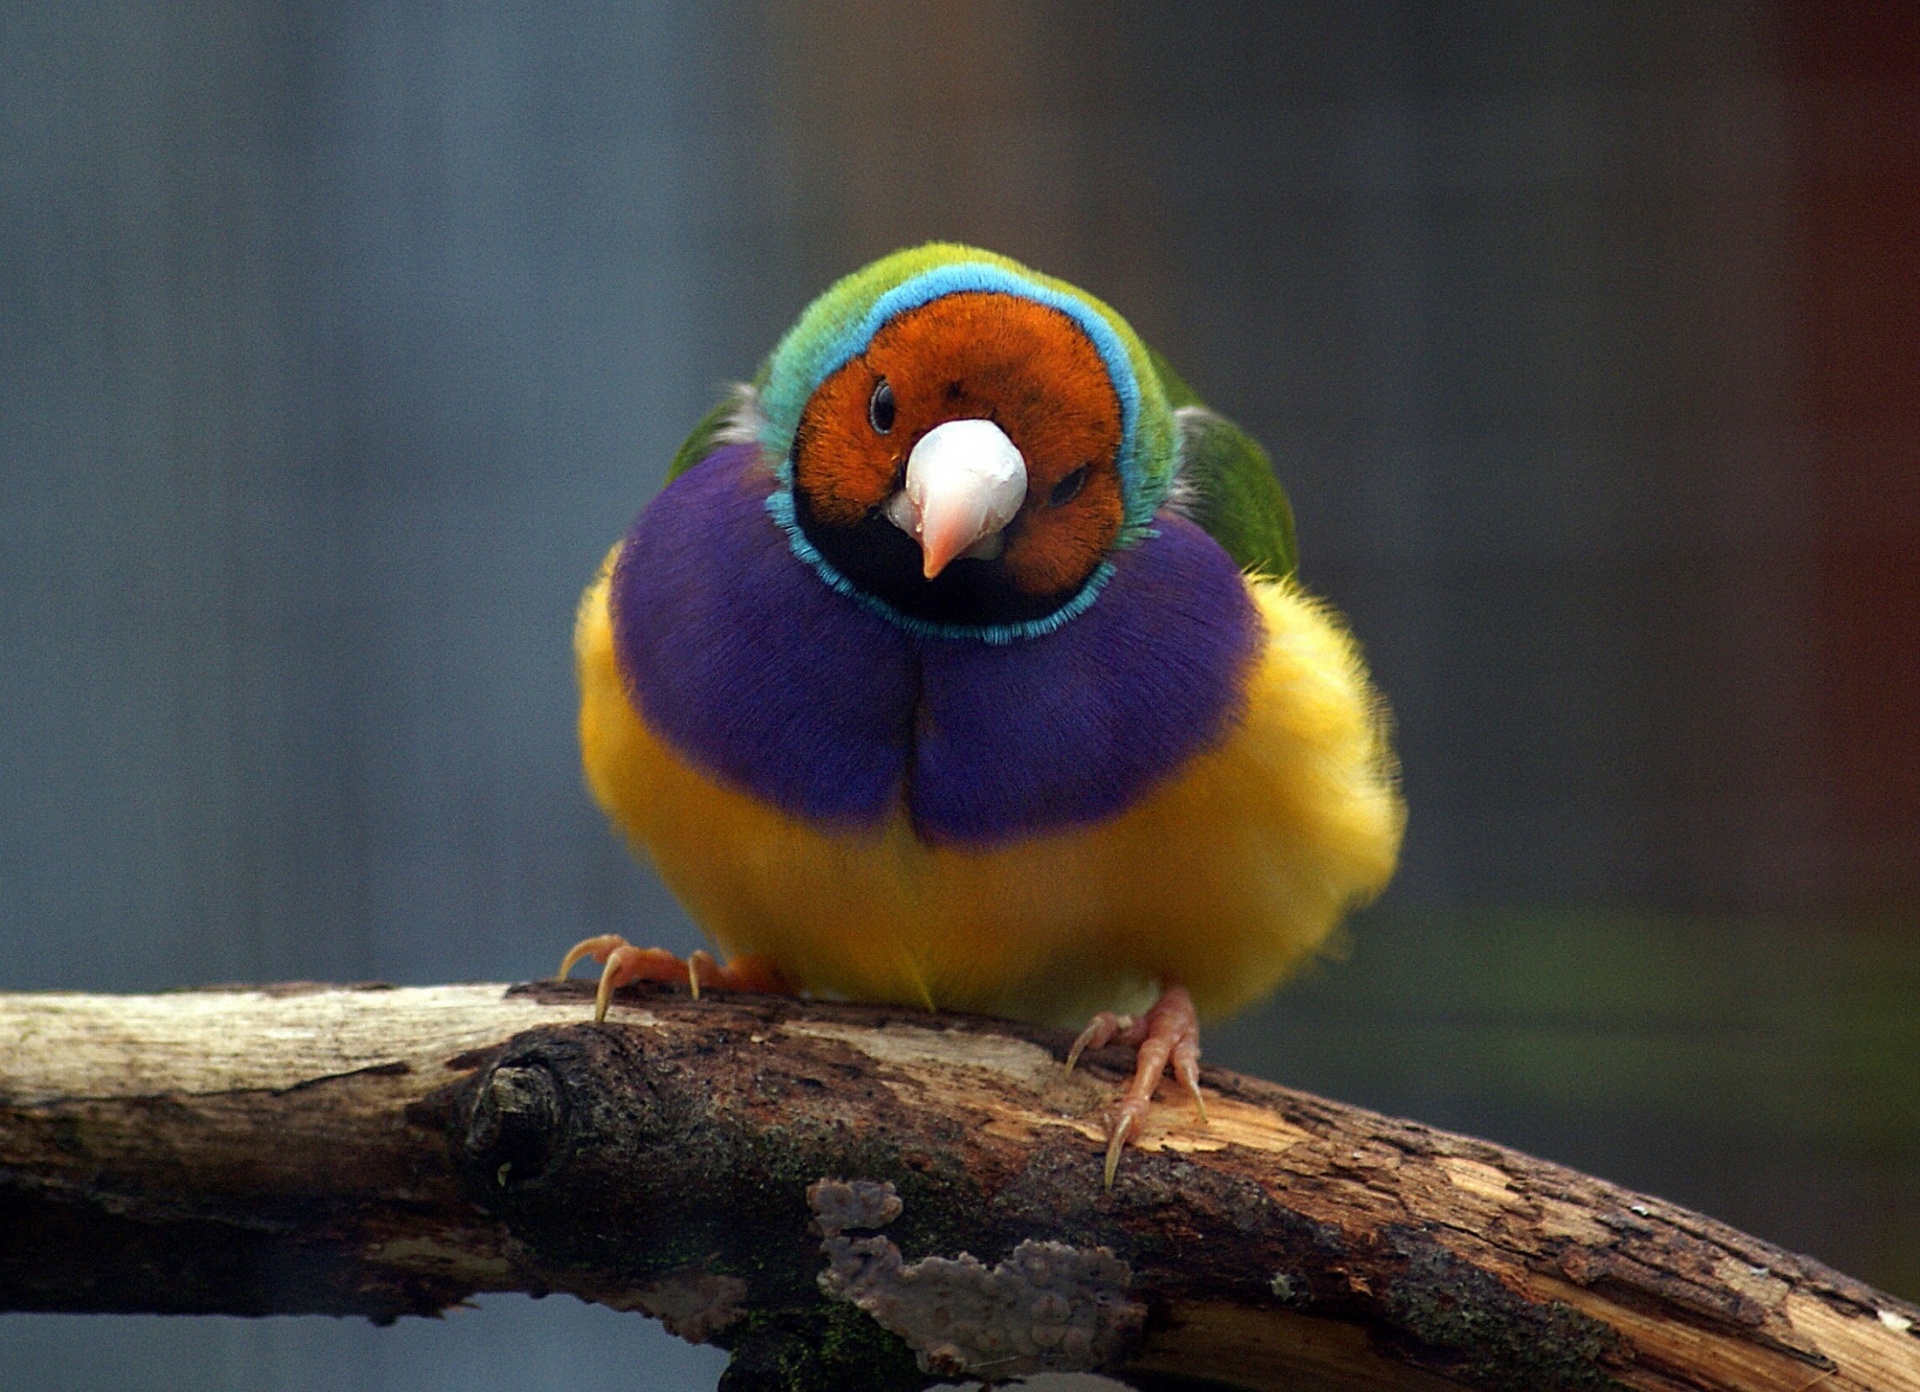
[569, 244, 1402, 1165]
[608, 441, 1259, 845]
[580, 537, 1399, 1025]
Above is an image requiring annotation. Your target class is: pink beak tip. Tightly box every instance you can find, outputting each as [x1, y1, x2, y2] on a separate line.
[918, 520, 970, 580]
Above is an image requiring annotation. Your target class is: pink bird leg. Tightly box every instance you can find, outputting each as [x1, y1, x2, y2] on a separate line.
[1065, 984, 1208, 1187]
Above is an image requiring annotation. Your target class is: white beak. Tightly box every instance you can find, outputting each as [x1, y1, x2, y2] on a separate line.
[881, 419, 1029, 579]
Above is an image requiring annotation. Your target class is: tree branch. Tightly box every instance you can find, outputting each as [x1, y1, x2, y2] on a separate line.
[2, 984, 1915, 1391]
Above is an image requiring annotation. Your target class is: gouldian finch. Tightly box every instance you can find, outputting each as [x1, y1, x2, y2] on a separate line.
[562, 245, 1403, 1182]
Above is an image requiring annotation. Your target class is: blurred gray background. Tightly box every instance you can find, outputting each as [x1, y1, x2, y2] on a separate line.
[4, 1, 1917, 1388]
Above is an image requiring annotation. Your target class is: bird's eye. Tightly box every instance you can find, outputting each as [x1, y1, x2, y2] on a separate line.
[1049, 465, 1088, 507]
[868, 378, 895, 435]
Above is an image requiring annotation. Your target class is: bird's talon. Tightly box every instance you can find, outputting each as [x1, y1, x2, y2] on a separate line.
[686, 948, 712, 1000]
[1064, 1011, 1135, 1078]
[593, 962, 618, 1023]
[556, 935, 800, 1018]
[1064, 1029, 1095, 1077]
[1174, 1044, 1208, 1122]
[1077, 987, 1202, 1182]
[556, 933, 624, 982]
[1102, 1112, 1135, 1189]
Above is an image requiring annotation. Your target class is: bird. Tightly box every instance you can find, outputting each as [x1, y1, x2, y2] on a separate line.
[560, 244, 1403, 1184]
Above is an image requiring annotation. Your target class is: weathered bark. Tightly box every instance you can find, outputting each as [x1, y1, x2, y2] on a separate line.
[1, 984, 1915, 1392]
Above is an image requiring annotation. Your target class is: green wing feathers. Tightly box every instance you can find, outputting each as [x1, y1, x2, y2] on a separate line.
[666, 390, 747, 485]
[1147, 348, 1298, 581]
[667, 361, 772, 484]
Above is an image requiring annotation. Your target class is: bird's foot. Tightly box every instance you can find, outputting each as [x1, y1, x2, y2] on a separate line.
[1065, 985, 1206, 1188]
[556, 935, 797, 1021]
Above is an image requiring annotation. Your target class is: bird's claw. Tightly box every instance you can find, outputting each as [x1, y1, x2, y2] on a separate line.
[1070, 986, 1208, 1188]
[687, 949, 717, 1000]
[555, 935, 797, 1020]
[1102, 1111, 1136, 1189]
[556, 933, 627, 984]
[1064, 1011, 1136, 1077]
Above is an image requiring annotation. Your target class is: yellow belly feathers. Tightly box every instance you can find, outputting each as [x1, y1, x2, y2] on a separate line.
[576, 554, 1402, 1027]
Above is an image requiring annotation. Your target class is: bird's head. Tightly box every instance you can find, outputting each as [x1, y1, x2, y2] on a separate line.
[755, 246, 1180, 638]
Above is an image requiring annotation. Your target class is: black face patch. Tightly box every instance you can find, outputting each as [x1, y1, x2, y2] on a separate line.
[792, 489, 1088, 628]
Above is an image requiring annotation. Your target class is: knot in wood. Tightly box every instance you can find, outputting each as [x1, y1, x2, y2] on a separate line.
[465, 1062, 564, 1190]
